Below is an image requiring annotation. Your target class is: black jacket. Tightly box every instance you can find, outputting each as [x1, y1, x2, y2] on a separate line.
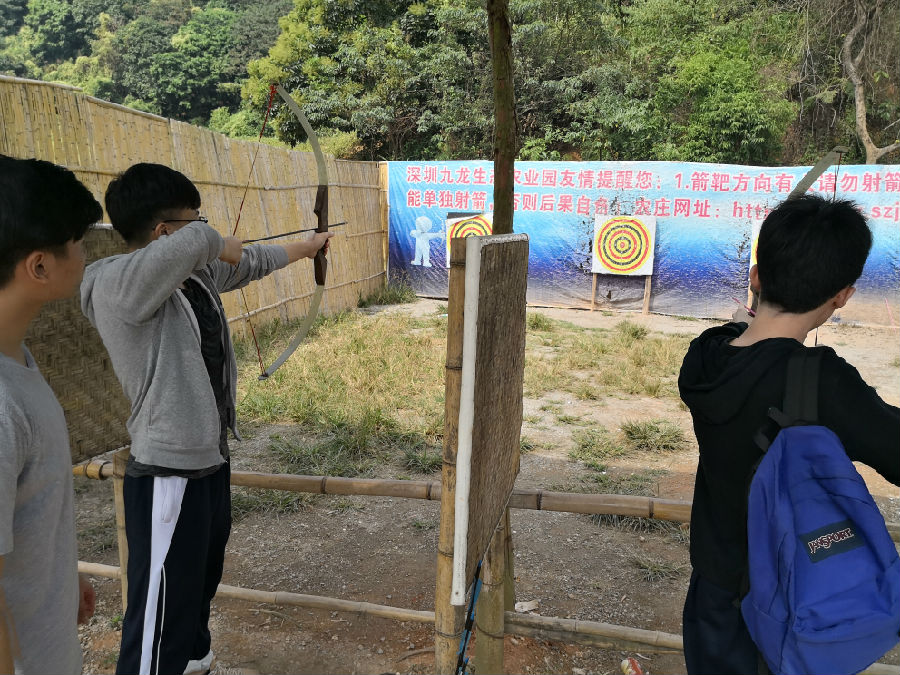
[678, 322, 900, 592]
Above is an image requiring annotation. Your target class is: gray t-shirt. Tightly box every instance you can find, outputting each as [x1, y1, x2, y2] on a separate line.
[0, 346, 80, 675]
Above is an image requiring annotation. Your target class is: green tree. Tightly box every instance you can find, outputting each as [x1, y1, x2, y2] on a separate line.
[151, 7, 238, 121]
[0, 0, 26, 36]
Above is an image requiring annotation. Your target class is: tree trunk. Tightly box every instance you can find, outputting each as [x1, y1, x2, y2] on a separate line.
[487, 0, 517, 235]
[841, 0, 900, 163]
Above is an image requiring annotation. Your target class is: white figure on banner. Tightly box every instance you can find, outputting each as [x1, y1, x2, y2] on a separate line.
[410, 215, 443, 267]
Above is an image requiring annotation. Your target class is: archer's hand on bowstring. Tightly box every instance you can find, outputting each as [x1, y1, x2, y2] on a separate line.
[281, 231, 334, 264]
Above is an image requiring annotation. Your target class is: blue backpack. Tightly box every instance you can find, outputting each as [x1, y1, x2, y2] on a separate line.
[742, 349, 900, 675]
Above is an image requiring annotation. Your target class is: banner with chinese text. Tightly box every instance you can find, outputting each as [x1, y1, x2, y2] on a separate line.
[387, 161, 899, 324]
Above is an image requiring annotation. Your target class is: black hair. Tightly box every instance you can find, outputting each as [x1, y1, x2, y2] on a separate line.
[104, 163, 201, 245]
[756, 194, 872, 313]
[0, 155, 102, 288]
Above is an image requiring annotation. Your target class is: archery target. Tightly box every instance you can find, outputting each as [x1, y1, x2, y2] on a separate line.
[446, 213, 493, 266]
[592, 216, 656, 275]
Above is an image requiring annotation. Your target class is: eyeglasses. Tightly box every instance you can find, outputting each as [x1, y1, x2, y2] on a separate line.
[161, 216, 208, 224]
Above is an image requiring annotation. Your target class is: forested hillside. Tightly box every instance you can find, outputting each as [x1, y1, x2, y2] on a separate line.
[1, 0, 897, 164]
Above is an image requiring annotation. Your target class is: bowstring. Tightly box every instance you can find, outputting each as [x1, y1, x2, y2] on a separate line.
[234, 84, 277, 377]
[816, 148, 845, 348]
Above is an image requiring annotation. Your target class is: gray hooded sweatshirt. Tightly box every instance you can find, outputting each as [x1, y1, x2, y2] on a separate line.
[81, 221, 288, 471]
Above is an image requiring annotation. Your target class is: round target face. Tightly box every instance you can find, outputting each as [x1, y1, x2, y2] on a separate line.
[595, 216, 651, 274]
[449, 215, 492, 239]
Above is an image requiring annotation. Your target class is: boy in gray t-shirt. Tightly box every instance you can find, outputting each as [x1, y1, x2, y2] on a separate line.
[0, 156, 102, 674]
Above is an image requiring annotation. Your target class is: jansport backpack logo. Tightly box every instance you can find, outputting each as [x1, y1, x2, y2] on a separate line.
[742, 350, 900, 675]
[800, 519, 863, 562]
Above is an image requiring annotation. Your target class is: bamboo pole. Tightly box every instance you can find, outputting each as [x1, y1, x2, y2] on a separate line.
[74, 462, 900, 541]
[379, 161, 390, 283]
[474, 517, 508, 674]
[112, 449, 129, 612]
[642, 275, 652, 315]
[72, 562, 900, 675]
[435, 236, 467, 673]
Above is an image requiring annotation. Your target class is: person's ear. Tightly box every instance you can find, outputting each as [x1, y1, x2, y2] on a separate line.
[151, 222, 168, 240]
[748, 265, 761, 294]
[832, 286, 856, 309]
[21, 251, 49, 283]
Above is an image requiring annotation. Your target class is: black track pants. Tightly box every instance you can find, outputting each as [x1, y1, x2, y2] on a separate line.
[115, 463, 231, 675]
[682, 570, 766, 675]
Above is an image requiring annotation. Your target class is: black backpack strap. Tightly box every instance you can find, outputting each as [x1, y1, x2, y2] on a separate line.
[754, 348, 824, 452]
[783, 348, 823, 423]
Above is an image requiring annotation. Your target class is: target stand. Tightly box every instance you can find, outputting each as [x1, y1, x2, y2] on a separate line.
[435, 233, 529, 674]
[589, 215, 657, 315]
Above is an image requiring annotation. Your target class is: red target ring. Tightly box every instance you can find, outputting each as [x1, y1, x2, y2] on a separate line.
[450, 215, 492, 239]
[595, 217, 651, 273]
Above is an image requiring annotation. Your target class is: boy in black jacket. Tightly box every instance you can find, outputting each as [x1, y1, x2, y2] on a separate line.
[678, 194, 900, 675]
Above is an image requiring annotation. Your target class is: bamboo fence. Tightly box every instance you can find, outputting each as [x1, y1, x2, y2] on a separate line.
[2, 74, 388, 461]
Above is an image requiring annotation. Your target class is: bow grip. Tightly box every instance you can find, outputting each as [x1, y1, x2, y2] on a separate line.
[313, 184, 328, 286]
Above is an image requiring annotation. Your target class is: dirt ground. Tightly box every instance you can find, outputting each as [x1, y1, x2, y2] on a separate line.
[75, 300, 900, 675]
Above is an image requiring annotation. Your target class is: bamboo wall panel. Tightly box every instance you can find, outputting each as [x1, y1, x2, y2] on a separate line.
[2, 74, 387, 460]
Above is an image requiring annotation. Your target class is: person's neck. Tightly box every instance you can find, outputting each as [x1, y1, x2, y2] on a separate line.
[0, 290, 41, 364]
[732, 304, 822, 347]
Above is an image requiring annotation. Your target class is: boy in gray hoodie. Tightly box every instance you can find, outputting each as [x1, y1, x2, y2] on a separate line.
[81, 163, 332, 675]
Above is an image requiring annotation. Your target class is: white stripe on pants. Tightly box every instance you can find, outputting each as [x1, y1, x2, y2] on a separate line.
[139, 476, 188, 675]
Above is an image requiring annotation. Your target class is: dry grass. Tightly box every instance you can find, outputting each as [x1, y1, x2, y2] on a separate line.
[234, 307, 692, 483]
[631, 554, 687, 582]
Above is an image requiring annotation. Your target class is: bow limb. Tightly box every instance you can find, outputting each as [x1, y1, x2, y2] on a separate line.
[787, 145, 849, 200]
[258, 85, 331, 380]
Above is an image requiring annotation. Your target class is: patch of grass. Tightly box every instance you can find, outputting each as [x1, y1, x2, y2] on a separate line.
[402, 446, 442, 473]
[270, 417, 389, 478]
[326, 497, 365, 514]
[556, 414, 587, 426]
[631, 554, 687, 582]
[79, 521, 117, 556]
[520, 436, 536, 453]
[411, 519, 436, 531]
[434, 303, 447, 314]
[231, 488, 313, 521]
[523, 414, 542, 424]
[358, 281, 418, 308]
[616, 319, 649, 342]
[526, 312, 554, 332]
[523, 353, 568, 397]
[621, 419, 687, 453]
[235, 312, 446, 437]
[891, 356, 900, 368]
[570, 428, 627, 467]
[109, 614, 123, 630]
[583, 467, 667, 495]
[100, 652, 119, 669]
[567, 381, 601, 401]
[669, 523, 691, 546]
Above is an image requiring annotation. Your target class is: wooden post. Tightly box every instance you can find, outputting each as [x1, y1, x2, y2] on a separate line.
[435, 237, 467, 673]
[591, 273, 597, 311]
[502, 509, 516, 612]
[112, 448, 129, 613]
[487, 0, 517, 237]
[474, 514, 508, 674]
[642, 275, 652, 315]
